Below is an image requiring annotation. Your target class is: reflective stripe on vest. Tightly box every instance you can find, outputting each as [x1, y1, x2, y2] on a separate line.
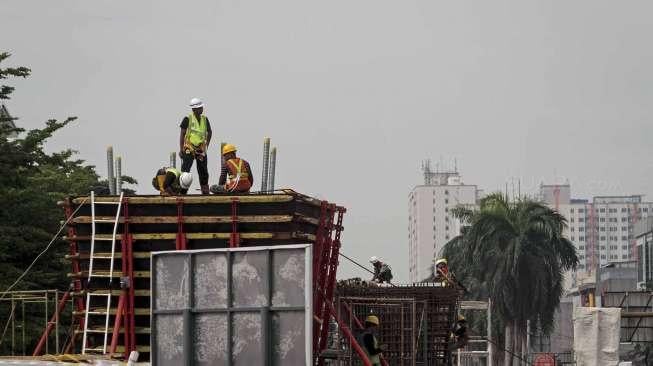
[185, 114, 207, 147]
[225, 158, 252, 192]
[165, 167, 181, 177]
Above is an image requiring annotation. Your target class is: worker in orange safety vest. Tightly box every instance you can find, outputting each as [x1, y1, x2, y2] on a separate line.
[211, 144, 254, 193]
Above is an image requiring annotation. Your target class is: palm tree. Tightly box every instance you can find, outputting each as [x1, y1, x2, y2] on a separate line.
[442, 193, 578, 365]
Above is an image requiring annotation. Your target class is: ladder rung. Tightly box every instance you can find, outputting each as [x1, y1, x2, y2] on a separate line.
[74, 308, 150, 316]
[92, 255, 113, 259]
[94, 219, 117, 223]
[77, 327, 151, 335]
[88, 292, 112, 297]
[94, 201, 121, 205]
[84, 328, 109, 334]
[94, 236, 117, 241]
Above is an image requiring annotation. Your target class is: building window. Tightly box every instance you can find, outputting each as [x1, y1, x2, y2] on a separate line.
[645, 208, 649, 213]
[623, 255, 628, 259]
[571, 227, 575, 232]
[600, 246, 606, 250]
[600, 217, 605, 222]
[622, 236, 628, 241]
[622, 245, 628, 250]
[579, 218, 585, 222]
[580, 236, 585, 241]
[622, 208, 627, 213]
[445, 235, 450, 240]
[579, 209, 585, 213]
[570, 218, 575, 223]
[570, 208, 575, 213]
[579, 255, 585, 260]
[622, 217, 627, 222]
[600, 236, 606, 241]
[622, 227, 628, 231]
[446, 226, 449, 231]
[600, 208, 606, 213]
[579, 245, 585, 250]
[579, 264, 585, 269]
[445, 190, 449, 195]
[600, 227, 606, 232]
[445, 199, 449, 204]
[571, 236, 575, 241]
[601, 255, 606, 259]
[579, 227, 585, 232]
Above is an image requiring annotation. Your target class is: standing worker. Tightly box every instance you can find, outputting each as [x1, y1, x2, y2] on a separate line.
[179, 97, 212, 194]
[433, 258, 467, 292]
[151, 167, 193, 195]
[211, 144, 254, 193]
[362, 315, 383, 366]
[369, 257, 393, 284]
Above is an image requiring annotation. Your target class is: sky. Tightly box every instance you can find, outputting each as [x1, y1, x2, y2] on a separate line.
[2, 0, 652, 282]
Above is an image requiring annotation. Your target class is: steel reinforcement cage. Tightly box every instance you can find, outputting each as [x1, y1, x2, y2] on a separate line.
[334, 283, 459, 366]
[37, 191, 346, 363]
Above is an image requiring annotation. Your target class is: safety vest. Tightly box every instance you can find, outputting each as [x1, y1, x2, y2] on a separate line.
[362, 329, 381, 365]
[162, 167, 181, 192]
[184, 114, 207, 147]
[225, 158, 252, 192]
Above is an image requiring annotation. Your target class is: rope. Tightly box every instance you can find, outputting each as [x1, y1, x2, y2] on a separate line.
[0, 197, 88, 302]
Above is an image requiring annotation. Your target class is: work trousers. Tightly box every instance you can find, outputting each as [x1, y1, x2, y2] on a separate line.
[180, 152, 209, 186]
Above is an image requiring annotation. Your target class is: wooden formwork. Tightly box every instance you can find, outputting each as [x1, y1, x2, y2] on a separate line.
[335, 284, 459, 366]
[36, 191, 346, 363]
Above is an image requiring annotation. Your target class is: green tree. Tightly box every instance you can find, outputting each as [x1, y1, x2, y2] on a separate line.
[0, 52, 136, 354]
[442, 193, 578, 365]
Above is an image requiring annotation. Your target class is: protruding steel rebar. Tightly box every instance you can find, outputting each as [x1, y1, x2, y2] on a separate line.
[169, 152, 176, 169]
[268, 147, 277, 192]
[115, 156, 122, 193]
[261, 138, 270, 192]
[107, 146, 115, 195]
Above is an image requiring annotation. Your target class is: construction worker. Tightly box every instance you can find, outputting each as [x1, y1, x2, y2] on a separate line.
[179, 98, 212, 194]
[362, 315, 383, 366]
[369, 256, 393, 284]
[151, 167, 193, 195]
[434, 258, 467, 292]
[449, 314, 469, 350]
[211, 144, 254, 193]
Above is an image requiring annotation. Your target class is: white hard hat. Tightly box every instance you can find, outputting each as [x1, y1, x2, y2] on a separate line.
[189, 97, 203, 109]
[179, 172, 193, 189]
[369, 256, 380, 264]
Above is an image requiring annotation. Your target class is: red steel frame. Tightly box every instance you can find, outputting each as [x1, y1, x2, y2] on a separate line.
[44, 195, 354, 362]
[32, 291, 71, 356]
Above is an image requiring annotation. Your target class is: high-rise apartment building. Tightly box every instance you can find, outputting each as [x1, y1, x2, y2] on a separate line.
[408, 164, 480, 283]
[539, 184, 653, 273]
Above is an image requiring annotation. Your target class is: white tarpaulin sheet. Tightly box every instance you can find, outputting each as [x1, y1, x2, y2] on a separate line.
[573, 307, 621, 366]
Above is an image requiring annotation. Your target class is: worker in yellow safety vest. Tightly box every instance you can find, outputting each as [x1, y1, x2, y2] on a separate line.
[151, 167, 193, 195]
[211, 144, 254, 193]
[361, 315, 383, 366]
[179, 97, 212, 194]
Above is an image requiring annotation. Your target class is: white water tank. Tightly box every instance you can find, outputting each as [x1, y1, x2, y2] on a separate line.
[447, 175, 461, 185]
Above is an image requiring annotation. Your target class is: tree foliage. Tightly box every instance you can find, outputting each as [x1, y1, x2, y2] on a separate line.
[0, 52, 136, 354]
[441, 193, 578, 364]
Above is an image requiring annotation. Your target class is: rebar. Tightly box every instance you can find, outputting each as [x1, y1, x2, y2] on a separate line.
[115, 156, 122, 193]
[170, 152, 176, 168]
[107, 146, 115, 195]
[261, 138, 270, 192]
[268, 147, 277, 191]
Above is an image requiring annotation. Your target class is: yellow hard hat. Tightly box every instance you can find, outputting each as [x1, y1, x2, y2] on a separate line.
[365, 315, 380, 326]
[222, 144, 237, 155]
[434, 258, 448, 266]
[458, 314, 466, 322]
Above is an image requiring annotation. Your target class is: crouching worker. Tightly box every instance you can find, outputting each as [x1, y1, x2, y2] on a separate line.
[210, 144, 253, 194]
[152, 167, 193, 195]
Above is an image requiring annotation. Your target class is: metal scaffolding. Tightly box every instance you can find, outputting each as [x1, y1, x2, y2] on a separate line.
[0, 290, 68, 356]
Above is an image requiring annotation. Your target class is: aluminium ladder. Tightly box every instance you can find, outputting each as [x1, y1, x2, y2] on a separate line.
[82, 191, 124, 354]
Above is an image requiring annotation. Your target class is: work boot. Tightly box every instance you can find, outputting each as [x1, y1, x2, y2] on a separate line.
[201, 185, 210, 195]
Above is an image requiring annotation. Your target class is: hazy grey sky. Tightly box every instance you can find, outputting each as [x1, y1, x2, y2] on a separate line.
[2, 0, 652, 281]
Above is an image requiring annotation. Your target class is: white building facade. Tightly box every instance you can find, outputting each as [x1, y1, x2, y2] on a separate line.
[539, 185, 653, 274]
[408, 171, 479, 283]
